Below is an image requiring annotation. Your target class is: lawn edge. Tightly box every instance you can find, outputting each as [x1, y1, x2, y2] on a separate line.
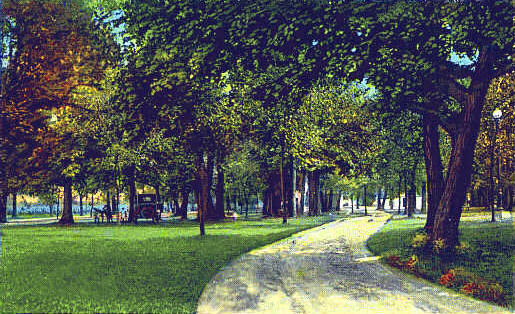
[365, 218, 511, 312]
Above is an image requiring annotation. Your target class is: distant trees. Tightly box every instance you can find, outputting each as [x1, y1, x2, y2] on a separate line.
[1, 1, 512, 246]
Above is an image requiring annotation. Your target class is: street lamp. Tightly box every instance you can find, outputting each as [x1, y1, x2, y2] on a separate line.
[493, 109, 503, 216]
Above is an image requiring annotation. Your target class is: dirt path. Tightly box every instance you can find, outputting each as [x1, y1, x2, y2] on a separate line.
[197, 212, 507, 314]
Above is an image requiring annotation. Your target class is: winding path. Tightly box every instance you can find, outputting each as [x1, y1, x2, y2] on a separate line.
[197, 212, 508, 314]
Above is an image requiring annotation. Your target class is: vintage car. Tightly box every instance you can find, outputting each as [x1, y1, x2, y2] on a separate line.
[135, 194, 162, 223]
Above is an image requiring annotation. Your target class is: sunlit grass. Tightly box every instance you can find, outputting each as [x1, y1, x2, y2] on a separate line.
[367, 218, 514, 308]
[0, 215, 337, 313]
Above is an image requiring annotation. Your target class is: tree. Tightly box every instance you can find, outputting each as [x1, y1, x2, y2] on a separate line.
[326, 2, 514, 247]
[291, 81, 377, 216]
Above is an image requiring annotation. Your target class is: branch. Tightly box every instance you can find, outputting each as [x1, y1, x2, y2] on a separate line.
[447, 79, 469, 105]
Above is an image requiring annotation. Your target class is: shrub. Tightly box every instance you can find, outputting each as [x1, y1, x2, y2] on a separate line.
[432, 238, 445, 254]
[411, 233, 429, 250]
[455, 241, 470, 255]
[441, 268, 506, 306]
[461, 281, 505, 305]
[439, 269, 457, 287]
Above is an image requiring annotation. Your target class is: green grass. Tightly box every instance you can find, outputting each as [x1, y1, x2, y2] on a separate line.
[8, 213, 56, 219]
[367, 218, 514, 308]
[0, 215, 337, 313]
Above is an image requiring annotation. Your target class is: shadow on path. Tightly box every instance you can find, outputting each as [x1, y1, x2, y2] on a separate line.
[197, 212, 508, 314]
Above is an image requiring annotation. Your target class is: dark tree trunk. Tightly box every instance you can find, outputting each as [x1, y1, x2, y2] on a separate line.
[285, 157, 294, 218]
[328, 189, 334, 211]
[364, 185, 368, 216]
[421, 182, 427, 214]
[179, 187, 189, 220]
[356, 193, 360, 209]
[320, 188, 327, 212]
[194, 152, 211, 236]
[58, 180, 74, 224]
[194, 183, 200, 219]
[296, 171, 305, 217]
[280, 157, 287, 224]
[431, 87, 486, 248]
[105, 190, 112, 222]
[351, 194, 354, 213]
[336, 191, 341, 211]
[128, 167, 136, 223]
[398, 175, 401, 214]
[376, 188, 383, 210]
[263, 189, 270, 217]
[403, 172, 408, 215]
[11, 191, 17, 218]
[214, 155, 226, 220]
[112, 192, 117, 214]
[407, 163, 417, 217]
[154, 185, 161, 204]
[308, 170, 320, 216]
[381, 189, 387, 209]
[0, 190, 7, 223]
[79, 193, 83, 216]
[265, 171, 281, 217]
[90, 193, 93, 217]
[423, 114, 445, 231]
[226, 193, 231, 214]
[173, 196, 179, 215]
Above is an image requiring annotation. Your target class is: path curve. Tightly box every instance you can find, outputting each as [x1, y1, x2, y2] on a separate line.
[197, 212, 508, 314]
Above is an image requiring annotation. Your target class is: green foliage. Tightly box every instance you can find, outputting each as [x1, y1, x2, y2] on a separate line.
[367, 218, 514, 308]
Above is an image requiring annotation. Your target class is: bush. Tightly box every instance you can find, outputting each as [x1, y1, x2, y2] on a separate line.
[440, 268, 506, 305]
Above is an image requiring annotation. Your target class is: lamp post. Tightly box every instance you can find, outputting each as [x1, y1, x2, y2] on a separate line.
[493, 109, 502, 218]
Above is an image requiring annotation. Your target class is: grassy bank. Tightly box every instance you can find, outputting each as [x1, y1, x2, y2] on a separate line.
[367, 217, 514, 308]
[0, 215, 336, 313]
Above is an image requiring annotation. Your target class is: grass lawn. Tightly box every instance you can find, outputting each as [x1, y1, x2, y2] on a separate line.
[0, 214, 337, 313]
[367, 217, 514, 308]
[8, 213, 56, 219]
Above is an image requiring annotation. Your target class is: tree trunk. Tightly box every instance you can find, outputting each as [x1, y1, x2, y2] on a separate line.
[407, 163, 417, 217]
[337, 191, 341, 211]
[90, 193, 93, 217]
[351, 194, 354, 213]
[226, 193, 231, 214]
[280, 156, 287, 224]
[296, 171, 305, 217]
[11, 191, 17, 218]
[179, 187, 189, 220]
[403, 172, 408, 215]
[173, 195, 179, 215]
[195, 152, 210, 236]
[106, 190, 111, 213]
[421, 181, 427, 214]
[320, 188, 327, 212]
[381, 189, 387, 209]
[79, 193, 83, 216]
[128, 167, 136, 223]
[328, 189, 334, 211]
[285, 157, 294, 218]
[58, 180, 74, 224]
[364, 185, 368, 216]
[214, 155, 226, 220]
[0, 190, 7, 223]
[376, 188, 382, 210]
[423, 114, 445, 231]
[308, 170, 320, 216]
[265, 170, 281, 217]
[356, 192, 360, 209]
[431, 88, 486, 248]
[398, 175, 401, 214]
